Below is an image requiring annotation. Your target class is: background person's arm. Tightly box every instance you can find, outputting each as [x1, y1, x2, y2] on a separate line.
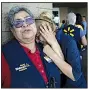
[81, 35, 87, 46]
[80, 29, 87, 46]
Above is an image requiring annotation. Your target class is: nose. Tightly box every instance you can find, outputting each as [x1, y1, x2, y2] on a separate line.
[22, 21, 29, 28]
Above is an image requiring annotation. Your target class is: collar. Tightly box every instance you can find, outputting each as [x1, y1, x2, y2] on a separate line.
[21, 44, 40, 54]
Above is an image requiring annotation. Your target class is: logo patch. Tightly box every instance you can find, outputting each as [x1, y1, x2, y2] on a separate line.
[63, 27, 75, 37]
[15, 63, 30, 71]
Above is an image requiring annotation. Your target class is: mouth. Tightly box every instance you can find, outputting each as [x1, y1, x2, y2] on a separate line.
[23, 29, 32, 33]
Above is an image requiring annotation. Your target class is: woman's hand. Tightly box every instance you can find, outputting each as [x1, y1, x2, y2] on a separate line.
[40, 23, 57, 46]
[40, 22, 64, 60]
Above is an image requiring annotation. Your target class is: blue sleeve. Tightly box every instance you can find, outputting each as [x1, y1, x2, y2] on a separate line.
[80, 29, 85, 37]
[82, 22, 87, 35]
[67, 39, 82, 81]
[56, 28, 62, 41]
[82, 22, 87, 31]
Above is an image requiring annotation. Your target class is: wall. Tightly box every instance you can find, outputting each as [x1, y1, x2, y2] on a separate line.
[69, 7, 87, 20]
[76, 8, 87, 20]
[59, 7, 87, 23]
[2, 3, 52, 44]
[59, 7, 68, 23]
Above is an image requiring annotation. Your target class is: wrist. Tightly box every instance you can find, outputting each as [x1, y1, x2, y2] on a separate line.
[51, 40, 60, 48]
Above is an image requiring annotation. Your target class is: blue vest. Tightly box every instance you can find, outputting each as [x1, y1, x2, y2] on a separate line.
[56, 30, 87, 88]
[2, 39, 60, 88]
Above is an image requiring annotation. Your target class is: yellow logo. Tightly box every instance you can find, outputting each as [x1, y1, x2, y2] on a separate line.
[63, 27, 74, 37]
[15, 63, 30, 72]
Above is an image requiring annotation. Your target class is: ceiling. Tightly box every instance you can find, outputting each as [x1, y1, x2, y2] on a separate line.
[53, 2, 87, 8]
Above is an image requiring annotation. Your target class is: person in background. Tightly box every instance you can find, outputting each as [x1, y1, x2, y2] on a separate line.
[53, 13, 59, 29]
[75, 13, 84, 30]
[82, 16, 87, 35]
[75, 13, 87, 51]
[81, 16, 88, 83]
[36, 11, 87, 88]
[56, 12, 87, 88]
[64, 12, 87, 51]
[60, 20, 66, 29]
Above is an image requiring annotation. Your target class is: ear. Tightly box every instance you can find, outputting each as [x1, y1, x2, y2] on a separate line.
[10, 28, 15, 35]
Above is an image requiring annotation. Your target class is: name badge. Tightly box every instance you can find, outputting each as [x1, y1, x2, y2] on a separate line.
[44, 56, 52, 63]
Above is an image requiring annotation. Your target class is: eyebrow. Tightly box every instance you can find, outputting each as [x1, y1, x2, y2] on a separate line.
[25, 16, 31, 18]
[15, 16, 32, 21]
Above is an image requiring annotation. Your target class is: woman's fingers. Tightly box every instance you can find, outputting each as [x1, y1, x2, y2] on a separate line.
[40, 23, 53, 33]
[40, 25, 45, 33]
[41, 24, 49, 33]
[46, 23, 52, 32]
[40, 30, 46, 39]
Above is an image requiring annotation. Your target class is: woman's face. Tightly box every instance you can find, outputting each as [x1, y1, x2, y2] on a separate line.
[36, 20, 47, 44]
[11, 11, 37, 44]
[36, 20, 56, 44]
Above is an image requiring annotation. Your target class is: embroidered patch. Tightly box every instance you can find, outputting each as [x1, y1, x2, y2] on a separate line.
[63, 27, 75, 37]
[15, 63, 30, 71]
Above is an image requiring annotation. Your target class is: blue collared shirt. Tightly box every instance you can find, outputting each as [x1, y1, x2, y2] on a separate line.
[82, 21, 87, 35]
[56, 29, 87, 87]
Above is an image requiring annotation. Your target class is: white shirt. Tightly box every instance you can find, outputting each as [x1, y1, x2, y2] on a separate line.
[53, 16, 59, 23]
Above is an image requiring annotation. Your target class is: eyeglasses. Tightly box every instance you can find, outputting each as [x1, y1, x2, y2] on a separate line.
[13, 17, 35, 28]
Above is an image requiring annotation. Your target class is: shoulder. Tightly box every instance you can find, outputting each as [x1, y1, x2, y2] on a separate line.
[2, 39, 17, 47]
[2, 39, 18, 52]
[75, 24, 83, 30]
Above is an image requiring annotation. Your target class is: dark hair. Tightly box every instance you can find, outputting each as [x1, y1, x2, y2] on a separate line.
[83, 16, 86, 18]
[62, 20, 65, 24]
[8, 6, 34, 28]
[76, 13, 84, 29]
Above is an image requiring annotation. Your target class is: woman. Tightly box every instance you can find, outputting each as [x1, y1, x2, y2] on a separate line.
[35, 11, 87, 88]
[2, 6, 62, 88]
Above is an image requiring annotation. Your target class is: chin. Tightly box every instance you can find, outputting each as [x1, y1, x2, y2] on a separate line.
[23, 36, 32, 39]
[23, 34, 35, 39]
[23, 34, 33, 38]
[21, 40, 35, 44]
